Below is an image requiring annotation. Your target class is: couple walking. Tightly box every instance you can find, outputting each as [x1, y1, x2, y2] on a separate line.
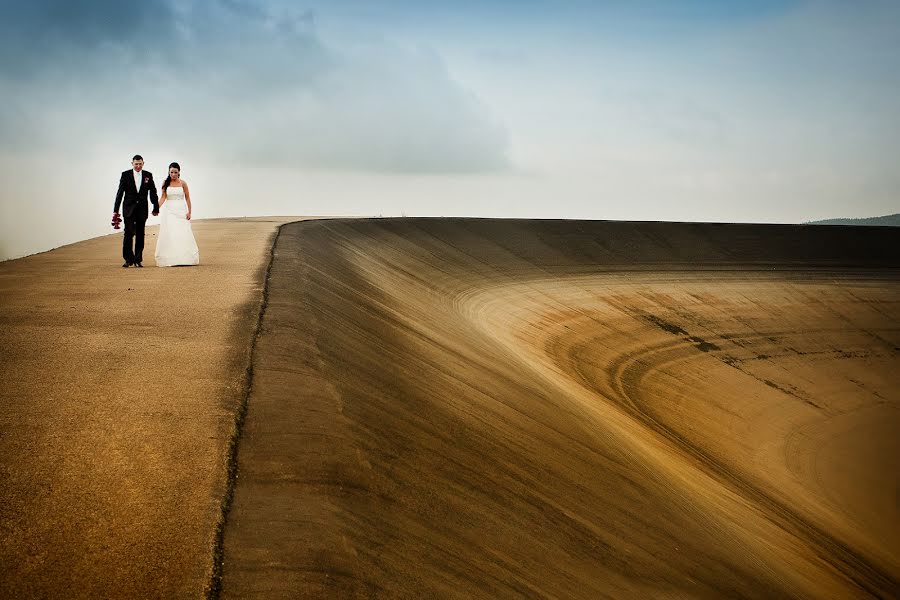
[113, 154, 200, 267]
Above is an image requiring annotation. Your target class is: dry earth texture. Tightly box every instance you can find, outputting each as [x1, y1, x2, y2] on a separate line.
[224, 218, 900, 599]
[0, 218, 297, 598]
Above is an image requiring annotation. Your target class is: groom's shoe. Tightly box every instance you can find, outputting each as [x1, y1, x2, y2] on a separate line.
[122, 262, 131, 268]
[135, 263, 143, 268]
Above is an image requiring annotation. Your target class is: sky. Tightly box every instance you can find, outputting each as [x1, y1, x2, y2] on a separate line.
[1, 0, 898, 259]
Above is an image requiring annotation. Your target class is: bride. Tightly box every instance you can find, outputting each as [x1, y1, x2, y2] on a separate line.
[155, 162, 200, 267]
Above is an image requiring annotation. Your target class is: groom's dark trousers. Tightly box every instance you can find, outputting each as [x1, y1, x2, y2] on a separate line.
[122, 214, 146, 265]
[114, 170, 159, 264]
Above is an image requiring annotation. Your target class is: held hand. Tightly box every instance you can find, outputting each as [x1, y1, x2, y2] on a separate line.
[152, 211, 159, 217]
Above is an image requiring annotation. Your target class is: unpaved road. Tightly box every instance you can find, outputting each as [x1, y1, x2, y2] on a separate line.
[0, 217, 296, 598]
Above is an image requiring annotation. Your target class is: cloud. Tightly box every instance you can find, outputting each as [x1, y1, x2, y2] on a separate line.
[0, 0, 508, 173]
[0, 0, 177, 77]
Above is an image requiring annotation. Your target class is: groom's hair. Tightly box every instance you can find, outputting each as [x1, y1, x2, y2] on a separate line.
[133, 154, 143, 161]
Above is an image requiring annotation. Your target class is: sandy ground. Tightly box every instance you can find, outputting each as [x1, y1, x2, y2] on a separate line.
[0, 217, 297, 598]
[223, 218, 899, 598]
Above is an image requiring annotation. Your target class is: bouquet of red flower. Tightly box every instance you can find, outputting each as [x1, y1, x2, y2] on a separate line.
[111, 212, 122, 229]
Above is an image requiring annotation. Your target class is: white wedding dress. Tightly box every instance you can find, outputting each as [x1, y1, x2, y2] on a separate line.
[155, 185, 199, 267]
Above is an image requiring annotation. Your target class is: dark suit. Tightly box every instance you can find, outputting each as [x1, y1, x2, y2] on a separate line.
[114, 170, 159, 264]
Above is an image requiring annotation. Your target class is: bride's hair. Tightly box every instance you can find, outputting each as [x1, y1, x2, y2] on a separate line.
[162, 162, 181, 191]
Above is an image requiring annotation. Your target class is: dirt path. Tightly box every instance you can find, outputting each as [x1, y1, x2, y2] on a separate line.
[0, 217, 297, 598]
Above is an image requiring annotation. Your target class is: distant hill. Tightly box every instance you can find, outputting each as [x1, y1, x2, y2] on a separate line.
[805, 213, 900, 226]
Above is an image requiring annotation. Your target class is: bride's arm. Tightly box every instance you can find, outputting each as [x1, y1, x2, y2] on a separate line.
[183, 181, 192, 220]
[159, 189, 167, 208]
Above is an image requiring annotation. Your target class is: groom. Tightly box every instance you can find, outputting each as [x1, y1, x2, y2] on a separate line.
[113, 155, 159, 268]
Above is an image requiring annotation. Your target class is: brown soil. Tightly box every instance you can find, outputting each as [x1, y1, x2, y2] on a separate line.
[223, 218, 899, 599]
[0, 218, 296, 598]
